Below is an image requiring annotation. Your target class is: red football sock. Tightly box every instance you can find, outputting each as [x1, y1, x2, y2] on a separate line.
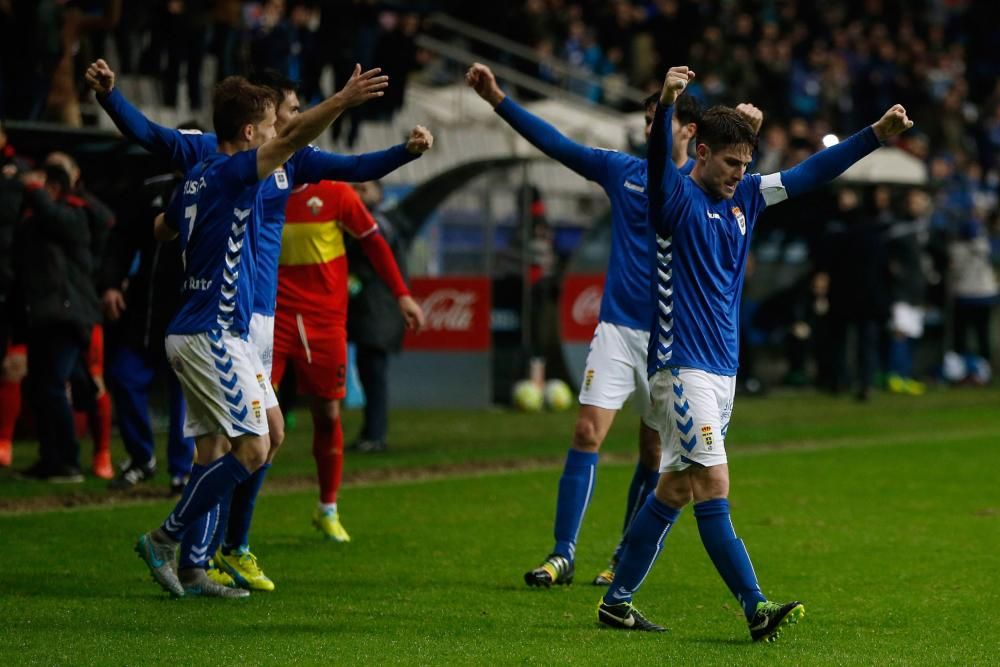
[0, 379, 22, 445]
[312, 414, 344, 504]
[90, 391, 112, 455]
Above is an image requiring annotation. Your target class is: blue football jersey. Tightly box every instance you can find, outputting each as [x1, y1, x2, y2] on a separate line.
[595, 152, 693, 331]
[647, 171, 767, 377]
[165, 150, 263, 336]
[97, 89, 418, 316]
[494, 97, 693, 332]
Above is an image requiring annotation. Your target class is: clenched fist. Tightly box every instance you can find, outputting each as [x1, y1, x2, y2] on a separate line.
[871, 104, 914, 142]
[85, 59, 116, 96]
[735, 103, 764, 134]
[660, 66, 696, 106]
[465, 63, 505, 108]
[406, 125, 434, 155]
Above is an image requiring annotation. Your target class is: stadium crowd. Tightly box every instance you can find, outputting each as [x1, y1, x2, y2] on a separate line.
[2, 0, 1000, 485]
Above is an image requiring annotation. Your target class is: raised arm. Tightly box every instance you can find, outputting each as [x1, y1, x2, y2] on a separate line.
[763, 104, 914, 205]
[256, 65, 388, 180]
[291, 126, 432, 185]
[466, 63, 607, 183]
[86, 59, 212, 169]
[648, 67, 696, 234]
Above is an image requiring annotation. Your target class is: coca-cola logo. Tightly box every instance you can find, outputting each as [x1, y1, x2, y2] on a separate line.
[571, 286, 602, 325]
[420, 289, 477, 331]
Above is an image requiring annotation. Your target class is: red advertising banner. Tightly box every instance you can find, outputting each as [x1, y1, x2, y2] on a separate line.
[560, 273, 603, 342]
[403, 277, 492, 351]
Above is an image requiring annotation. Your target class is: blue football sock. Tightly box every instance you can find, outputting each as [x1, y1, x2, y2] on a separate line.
[552, 449, 598, 560]
[223, 462, 270, 553]
[161, 454, 250, 541]
[694, 498, 766, 619]
[208, 487, 233, 558]
[179, 500, 218, 569]
[603, 494, 680, 605]
[612, 463, 660, 562]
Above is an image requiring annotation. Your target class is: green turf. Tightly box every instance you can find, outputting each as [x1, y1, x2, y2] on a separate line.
[2, 388, 1000, 664]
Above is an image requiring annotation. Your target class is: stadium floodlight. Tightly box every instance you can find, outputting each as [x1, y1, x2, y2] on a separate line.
[822, 134, 840, 147]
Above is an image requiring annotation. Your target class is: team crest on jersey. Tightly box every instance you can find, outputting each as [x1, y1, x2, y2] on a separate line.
[732, 207, 746, 235]
[306, 196, 324, 216]
[274, 169, 289, 190]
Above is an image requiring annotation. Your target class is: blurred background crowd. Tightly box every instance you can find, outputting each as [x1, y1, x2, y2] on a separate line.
[2, 0, 999, 481]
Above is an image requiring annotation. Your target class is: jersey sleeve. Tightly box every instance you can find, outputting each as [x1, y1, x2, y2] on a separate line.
[494, 97, 612, 185]
[766, 125, 882, 206]
[98, 89, 215, 169]
[332, 184, 378, 238]
[288, 144, 418, 185]
[735, 173, 767, 232]
[647, 102, 687, 236]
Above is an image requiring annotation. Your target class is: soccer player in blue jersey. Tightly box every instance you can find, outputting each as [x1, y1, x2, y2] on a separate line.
[118, 67, 389, 597]
[86, 60, 429, 594]
[466, 63, 759, 588]
[596, 66, 913, 639]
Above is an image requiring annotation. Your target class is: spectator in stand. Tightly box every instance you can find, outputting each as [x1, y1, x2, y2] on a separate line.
[0, 0, 63, 121]
[13, 163, 100, 482]
[161, 0, 211, 111]
[248, 0, 294, 79]
[100, 171, 195, 493]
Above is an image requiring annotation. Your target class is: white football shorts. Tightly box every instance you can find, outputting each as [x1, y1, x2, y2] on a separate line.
[649, 367, 735, 472]
[578, 321, 655, 428]
[249, 313, 278, 409]
[166, 330, 272, 439]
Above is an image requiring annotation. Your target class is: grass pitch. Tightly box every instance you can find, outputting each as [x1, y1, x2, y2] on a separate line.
[1, 388, 999, 664]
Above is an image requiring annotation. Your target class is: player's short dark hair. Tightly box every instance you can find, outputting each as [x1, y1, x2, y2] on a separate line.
[248, 69, 298, 108]
[212, 76, 275, 143]
[675, 94, 701, 126]
[643, 92, 701, 127]
[697, 105, 758, 153]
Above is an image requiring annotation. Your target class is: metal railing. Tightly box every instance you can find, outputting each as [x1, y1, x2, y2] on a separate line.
[421, 12, 648, 109]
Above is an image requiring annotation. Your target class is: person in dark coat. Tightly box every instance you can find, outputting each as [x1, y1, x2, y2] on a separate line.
[99, 173, 194, 492]
[346, 180, 405, 453]
[14, 164, 100, 481]
[818, 187, 891, 400]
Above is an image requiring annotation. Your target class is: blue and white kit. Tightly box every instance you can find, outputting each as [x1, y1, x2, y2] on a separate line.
[647, 100, 882, 470]
[496, 97, 693, 423]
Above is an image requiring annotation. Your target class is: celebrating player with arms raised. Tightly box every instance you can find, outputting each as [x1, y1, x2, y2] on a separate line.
[129, 68, 388, 597]
[597, 66, 913, 640]
[466, 62, 760, 588]
[87, 61, 429, 594]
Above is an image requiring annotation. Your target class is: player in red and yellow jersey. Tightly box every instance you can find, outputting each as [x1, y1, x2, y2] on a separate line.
[274, 178, 426, 541]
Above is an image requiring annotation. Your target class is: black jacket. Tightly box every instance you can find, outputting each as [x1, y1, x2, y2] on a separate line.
[346, 211, 406, 352]
[14, 184, 100, 340]
[98, 173, 185, 354]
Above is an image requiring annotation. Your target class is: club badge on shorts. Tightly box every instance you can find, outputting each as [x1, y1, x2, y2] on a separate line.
[701, 424, 714, 449]
[252, 400, 262, 421]
[274, 169, 288, 190]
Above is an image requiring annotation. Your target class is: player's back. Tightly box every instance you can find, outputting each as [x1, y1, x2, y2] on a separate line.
[599, 152, 695, 332]
[167, 150, 264, 336]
